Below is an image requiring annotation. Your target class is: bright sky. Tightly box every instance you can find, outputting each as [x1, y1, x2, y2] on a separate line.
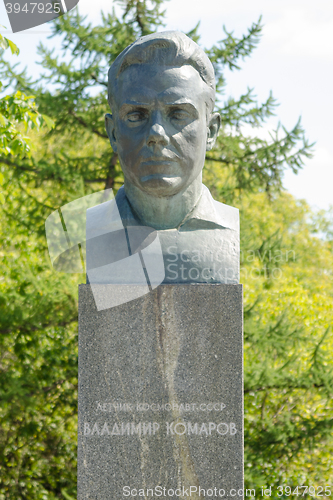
[1, 0, 332, 211]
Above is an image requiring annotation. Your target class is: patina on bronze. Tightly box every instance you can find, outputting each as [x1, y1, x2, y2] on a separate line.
[87, 31, 239, 284]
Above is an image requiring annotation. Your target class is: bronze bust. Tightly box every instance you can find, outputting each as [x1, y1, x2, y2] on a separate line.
[86, 31, 239, 285]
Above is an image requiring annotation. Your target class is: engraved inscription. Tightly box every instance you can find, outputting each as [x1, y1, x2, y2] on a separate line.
[83, 421, 237, 437]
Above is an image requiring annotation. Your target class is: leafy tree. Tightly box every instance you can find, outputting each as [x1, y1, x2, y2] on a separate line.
[0, 1, 332, 498]
[0, 30, 53, 163]
[0, 2, 312, 225]
[238, 191, 333, 488]
[0, 35, 75, 500]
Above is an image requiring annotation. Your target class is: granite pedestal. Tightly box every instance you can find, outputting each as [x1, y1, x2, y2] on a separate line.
[78, 284, 243, 499]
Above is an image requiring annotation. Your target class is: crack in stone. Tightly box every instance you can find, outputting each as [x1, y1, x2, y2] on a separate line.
[155, 287, 200, 500]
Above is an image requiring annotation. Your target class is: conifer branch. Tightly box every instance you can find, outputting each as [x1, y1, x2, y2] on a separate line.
[68, 110, 108, 138]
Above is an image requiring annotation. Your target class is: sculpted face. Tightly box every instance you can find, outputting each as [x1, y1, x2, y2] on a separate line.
[106, 64, 220, 197]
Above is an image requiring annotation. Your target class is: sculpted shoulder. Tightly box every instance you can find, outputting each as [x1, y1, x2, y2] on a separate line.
[86, 197, 124, 239]
[213, 200, 239, 233]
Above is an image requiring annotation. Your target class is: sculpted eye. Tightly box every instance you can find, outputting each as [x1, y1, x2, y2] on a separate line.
[127, 111, 146, 123]
[170, 109, 190, 120]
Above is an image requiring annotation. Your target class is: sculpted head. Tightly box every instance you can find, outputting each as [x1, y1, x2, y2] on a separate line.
[106, 31, 220, 198]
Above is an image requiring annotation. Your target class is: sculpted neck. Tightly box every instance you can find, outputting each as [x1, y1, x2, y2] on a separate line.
[124, 175, 203, 230]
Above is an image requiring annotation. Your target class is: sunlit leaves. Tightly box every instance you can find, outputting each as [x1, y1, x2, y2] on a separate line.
[0, 1, 332, 496]
[0, 29, 20, 55]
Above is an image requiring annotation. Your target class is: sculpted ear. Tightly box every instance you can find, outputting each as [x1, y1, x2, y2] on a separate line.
[206, 113, 221, 151]
[105, 113, 117, 152]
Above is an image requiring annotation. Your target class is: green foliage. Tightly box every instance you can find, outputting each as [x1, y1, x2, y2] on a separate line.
[0, 176, 80, 498]
[234, 191, 333, 486]
[0, 28, 20, 56]
[0, 91, 54, 158]
[0, 1, 332, 497]
[0, 1, 313, 224]
[0, 31, 54, 169]
[207, 17, 263, 90]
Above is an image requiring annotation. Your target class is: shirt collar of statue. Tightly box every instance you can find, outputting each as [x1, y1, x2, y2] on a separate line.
[115, 185, 230, 231]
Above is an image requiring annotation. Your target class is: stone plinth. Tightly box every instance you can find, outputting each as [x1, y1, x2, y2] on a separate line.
[78, 284, 243, 499]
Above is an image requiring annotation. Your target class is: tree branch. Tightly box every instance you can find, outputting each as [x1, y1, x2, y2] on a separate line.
[0, 318, 77, 336]
[91, 74, 108, 87]
[244, 382, 327, 393]
[0, 157, 39, 173]
[105, 152, 118, 190]
[68, 110, 108, 138]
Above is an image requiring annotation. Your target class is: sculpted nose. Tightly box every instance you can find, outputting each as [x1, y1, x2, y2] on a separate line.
[146, 120, 169, 148]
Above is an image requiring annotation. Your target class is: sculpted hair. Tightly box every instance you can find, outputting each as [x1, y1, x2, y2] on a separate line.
[108, 31, 216, 113]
